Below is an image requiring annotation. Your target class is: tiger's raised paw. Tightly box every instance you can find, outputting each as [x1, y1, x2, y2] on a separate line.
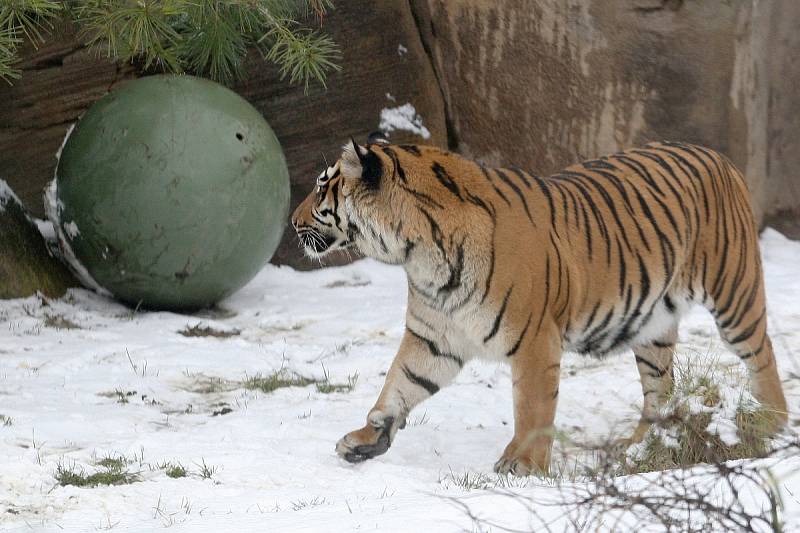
[335, 413, 398, 463]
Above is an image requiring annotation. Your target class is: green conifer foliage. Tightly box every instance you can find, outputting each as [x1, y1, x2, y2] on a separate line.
[0, 0, 339, 88]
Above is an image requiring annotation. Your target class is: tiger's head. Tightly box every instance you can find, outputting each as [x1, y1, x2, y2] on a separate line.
[291, 133, 417, 264]
[290, 158, 352, 258]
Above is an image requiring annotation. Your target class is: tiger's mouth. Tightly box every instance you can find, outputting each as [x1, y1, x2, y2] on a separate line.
[296, 228, 352, 258]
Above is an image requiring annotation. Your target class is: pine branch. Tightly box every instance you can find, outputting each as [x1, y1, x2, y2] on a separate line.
[0, 25, 22, 84]
[175, 1, 248, 85]
[0, 0, 62, 46]
[258, 8, 340, 92]
[2, 0, 341, 88]
[176, 0, 340, 87]
[0, 0, 63, 83]
[73, 0, 183, 72]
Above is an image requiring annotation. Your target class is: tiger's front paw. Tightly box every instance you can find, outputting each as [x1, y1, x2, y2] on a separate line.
[335, 411, 398, 463]
[494, 453, 540, 476]
[493, 438, 550, 476]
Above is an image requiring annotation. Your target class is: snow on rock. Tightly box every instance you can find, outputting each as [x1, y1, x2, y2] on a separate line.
[34, 218, 57, 242]
[0, 231, 799, 531]
[379, 103, 431, 139]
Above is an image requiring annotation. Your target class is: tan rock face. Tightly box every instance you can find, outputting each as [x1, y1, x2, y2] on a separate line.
[411, 0, 800, 227]
[766, 2, 800, 227]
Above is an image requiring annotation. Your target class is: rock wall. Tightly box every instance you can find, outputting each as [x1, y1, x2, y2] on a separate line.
[765, 1, 800, 233]
[410, 0, 800, 227]
[1, 0, 799, 273]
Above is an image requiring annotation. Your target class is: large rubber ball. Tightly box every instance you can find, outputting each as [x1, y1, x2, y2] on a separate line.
[54, 75, 290, 310]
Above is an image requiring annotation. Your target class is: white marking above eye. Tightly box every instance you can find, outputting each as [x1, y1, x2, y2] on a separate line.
[316, 162, 341, 190]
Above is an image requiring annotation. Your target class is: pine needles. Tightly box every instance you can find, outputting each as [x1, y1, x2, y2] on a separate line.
[2, 0, 62, 43]
[0, 0, 63, 83]
[0, 0, 340, 88]
[73, 0, 185, 73]
[0, 24, 21, 82]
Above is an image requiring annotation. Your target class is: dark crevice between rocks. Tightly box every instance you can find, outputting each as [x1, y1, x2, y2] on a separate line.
[632, 0, 684, 14]
[407, 0, 459, 151]
[19, 44, 85, 71]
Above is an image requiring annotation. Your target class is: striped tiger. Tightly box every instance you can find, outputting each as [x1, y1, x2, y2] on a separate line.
[291, 134, 788, 475]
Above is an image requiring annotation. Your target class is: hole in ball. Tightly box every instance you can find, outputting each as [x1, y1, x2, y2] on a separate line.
[236, 133, 244, 141]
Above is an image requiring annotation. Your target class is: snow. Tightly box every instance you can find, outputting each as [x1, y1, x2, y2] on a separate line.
[54, 123, 75, 161]
[379, 104, 431, 140]
[0, 179, 22, 212]
[0, 229, 798, 532]
[34, 219, 57, 242]
[63, 221, 80, 239]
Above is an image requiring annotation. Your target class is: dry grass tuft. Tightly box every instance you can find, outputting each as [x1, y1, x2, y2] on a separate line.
[623, 356, 780, 474]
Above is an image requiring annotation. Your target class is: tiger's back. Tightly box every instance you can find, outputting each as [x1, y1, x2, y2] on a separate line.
[482, 141, 764, 358]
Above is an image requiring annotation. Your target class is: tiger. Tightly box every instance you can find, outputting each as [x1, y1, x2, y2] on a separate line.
[290, 134, 788, 475]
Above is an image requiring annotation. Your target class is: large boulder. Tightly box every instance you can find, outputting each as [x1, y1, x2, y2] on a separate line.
[410, 0, 800, 227]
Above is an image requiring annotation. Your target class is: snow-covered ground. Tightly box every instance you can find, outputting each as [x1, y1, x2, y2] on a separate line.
[1, 229, 799, 532]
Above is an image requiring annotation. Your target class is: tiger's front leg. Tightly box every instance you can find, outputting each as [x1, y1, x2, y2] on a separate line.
[494, 323, 562, 476]
[336, 328, 463, 463]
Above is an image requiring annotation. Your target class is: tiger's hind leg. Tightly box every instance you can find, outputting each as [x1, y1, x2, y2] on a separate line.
[626, 325, 677, 445]
[711, 295, 788, 430]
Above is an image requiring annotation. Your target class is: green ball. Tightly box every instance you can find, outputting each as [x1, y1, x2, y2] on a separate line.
[55, 75, 289, 310]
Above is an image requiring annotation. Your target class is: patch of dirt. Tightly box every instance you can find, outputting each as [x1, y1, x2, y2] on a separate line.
[181, 374, 240, 394]
[43, 314, 81, 330]
[325, 280, 371, 288]
[178, 323, 240, 338]
[211, 404, 233, 416]
[324, 276, 371, 288]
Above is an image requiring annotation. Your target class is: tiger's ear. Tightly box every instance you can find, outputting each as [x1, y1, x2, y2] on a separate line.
[351, 137, 366, 161]
[367, 131, 390, 145]
[342, 138, 383, 189]
[343, 138, 367, 172]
